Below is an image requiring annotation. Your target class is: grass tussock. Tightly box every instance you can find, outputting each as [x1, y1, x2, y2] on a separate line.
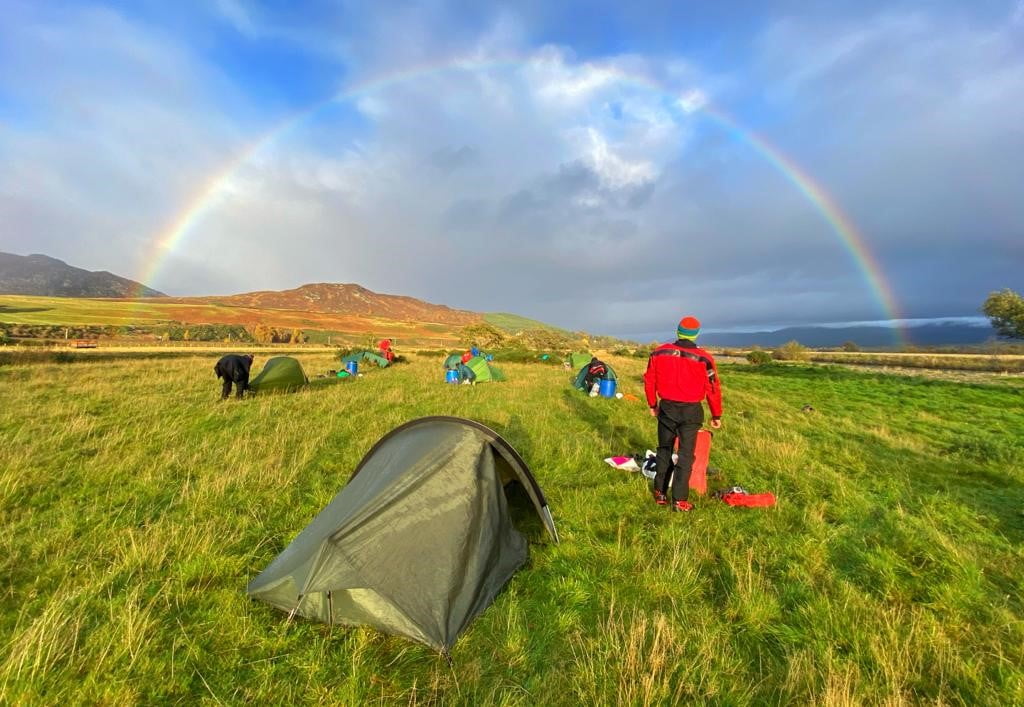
[0, 354, 1022, 704]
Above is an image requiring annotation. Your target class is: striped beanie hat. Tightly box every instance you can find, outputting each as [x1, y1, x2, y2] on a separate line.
[677, 316, 701, 340]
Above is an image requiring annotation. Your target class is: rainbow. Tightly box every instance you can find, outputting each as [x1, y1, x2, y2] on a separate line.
[137, 57, 904, 343]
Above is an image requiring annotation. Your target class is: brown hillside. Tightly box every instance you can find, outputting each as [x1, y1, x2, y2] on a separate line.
[171, 283, 482, 325]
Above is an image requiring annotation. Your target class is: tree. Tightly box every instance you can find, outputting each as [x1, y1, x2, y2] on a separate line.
[746, 349, 772, 365]
[290, 328, 306, 344]
[841, 340, 860, 352]
[460, 323, 508, 349]
[251, 324, 274, 344]
[983, 289, 1024, 339]
[772, 340, 810, 361]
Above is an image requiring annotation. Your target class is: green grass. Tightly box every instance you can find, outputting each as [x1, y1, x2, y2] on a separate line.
[484, 312, 566, 333]
[2, 354, 1023, 704]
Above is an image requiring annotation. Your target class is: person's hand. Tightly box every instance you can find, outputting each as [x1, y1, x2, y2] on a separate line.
[649, 406, 659, 417]
[710, 418, 722, 429]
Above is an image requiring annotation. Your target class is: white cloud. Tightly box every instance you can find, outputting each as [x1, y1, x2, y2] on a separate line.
[578, 127, 656, 189]
[677, 89, 707, 113]
[3, 1, 1020, 331]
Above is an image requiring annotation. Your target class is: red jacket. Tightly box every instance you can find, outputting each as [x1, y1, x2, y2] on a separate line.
[644, 340, 723, 417]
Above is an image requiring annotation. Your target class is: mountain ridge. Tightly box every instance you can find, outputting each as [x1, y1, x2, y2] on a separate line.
[173, 282, 481, 326]
[0, 252, 165, 298]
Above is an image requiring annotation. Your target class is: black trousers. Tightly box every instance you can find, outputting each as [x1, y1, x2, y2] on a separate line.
[221, 376, 248, 399]
[653, 400, 704, 501]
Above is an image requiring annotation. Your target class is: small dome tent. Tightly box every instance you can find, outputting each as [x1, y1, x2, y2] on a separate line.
[572, 360, 617, 392]
[567, 352, 592, 370]
[247, 417, 558, 653]
[341, 350, 390, 368]
[249, 356, 308, 393]
[443, 354, 505, 383]
[464, 355, 505, 382]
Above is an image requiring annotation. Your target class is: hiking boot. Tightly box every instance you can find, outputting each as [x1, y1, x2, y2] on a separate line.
[671, 500, 694, 512]
[652, 490, 669, 506]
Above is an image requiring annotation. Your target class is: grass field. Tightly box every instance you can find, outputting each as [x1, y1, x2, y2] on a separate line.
[0, 295, 465, 343]
[2, 353, 1023, 704]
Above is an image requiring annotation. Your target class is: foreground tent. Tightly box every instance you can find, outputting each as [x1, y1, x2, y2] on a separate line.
[464, 355, 505, 382]
[341, 350, 390, 368]
[249, 356, 308, 393]
[443, 353, 463, 369]
[567, 352, 592, 370]
[247, 416, 558, 653]
[573, 360, 617, 391]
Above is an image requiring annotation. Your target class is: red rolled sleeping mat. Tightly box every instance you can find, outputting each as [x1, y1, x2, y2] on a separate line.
[672, 429, 713, 495]
[721, 492, 776, 507]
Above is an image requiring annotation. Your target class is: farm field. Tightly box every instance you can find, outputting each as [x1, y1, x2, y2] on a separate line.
[2, 353, 1023, 704]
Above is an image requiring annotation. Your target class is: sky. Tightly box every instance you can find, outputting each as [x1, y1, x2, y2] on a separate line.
[1, 0, 1022, 339]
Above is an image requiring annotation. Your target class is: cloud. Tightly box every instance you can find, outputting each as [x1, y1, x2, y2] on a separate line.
[0, 2, 251, 284]
[2, 1, 1021, 336]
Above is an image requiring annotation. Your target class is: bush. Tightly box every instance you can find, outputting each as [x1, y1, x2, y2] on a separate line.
[841, 341, 860, 352]
[772, 340, 810, 361]
[746, 349, 773, 366]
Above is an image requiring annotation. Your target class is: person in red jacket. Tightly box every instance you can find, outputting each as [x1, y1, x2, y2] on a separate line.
[643, 316, 723, 512]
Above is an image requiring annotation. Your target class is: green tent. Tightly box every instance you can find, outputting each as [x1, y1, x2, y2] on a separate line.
[465, 355, 505, 382]
[342, 350, 390, 368]
[247, 417, 558, 653]
[249, 356, 308, 393]
[443, 353, 463, 369]
[573, 360, 617, 391]
[567, 352, 592, 370]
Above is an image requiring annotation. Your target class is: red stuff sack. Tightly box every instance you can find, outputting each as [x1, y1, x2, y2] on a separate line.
[721, 492, 776, 507]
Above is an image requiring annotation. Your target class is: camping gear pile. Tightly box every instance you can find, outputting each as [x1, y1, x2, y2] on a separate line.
[443, 352, 506, 384]
[603, 430, 773, 506]
[572, 358, 618, 398]
[248, 417, 557, 654]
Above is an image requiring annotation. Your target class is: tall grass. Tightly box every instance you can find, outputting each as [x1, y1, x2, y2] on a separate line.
[1, 355, 1022, 704]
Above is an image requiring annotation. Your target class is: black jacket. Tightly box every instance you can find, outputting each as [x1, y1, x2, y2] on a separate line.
[214, 354, 253, 382]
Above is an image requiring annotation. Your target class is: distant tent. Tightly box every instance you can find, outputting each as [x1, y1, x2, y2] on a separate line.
[342, 350, 390, 368]
[465, 355, 505, 382]
[573, 360, 617, 391]
[247, 417, 558, 653]
[249, 356, 308, 393]
[567, 352, 592, 370]
[443, 353, 463, 369]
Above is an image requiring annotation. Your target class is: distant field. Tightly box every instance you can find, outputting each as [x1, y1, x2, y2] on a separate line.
[2, 354, 1022, 704]
[804, 350, 1024, 374]
[0, 294, 466, 342]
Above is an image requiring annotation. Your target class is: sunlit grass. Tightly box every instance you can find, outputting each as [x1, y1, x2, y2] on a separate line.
[1, 353, 1022, 704]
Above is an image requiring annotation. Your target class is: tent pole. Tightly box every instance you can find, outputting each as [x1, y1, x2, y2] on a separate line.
[327, 591, 333, 627]
[286, 595, 302, 625]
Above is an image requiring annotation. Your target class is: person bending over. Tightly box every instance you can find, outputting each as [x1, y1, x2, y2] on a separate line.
[214, 354, 254, 400]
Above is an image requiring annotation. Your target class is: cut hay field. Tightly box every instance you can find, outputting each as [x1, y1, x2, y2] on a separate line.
[2, 353, 1023, 704]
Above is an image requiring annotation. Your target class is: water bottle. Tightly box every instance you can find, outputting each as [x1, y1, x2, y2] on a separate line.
[589, 382, 600, 397]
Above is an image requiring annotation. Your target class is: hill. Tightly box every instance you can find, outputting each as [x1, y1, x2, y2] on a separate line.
[0, 252, 164, 298]
[484, 312, 567, 333]
[176, 283, 480, 326]
[701, 321, 998, 348]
